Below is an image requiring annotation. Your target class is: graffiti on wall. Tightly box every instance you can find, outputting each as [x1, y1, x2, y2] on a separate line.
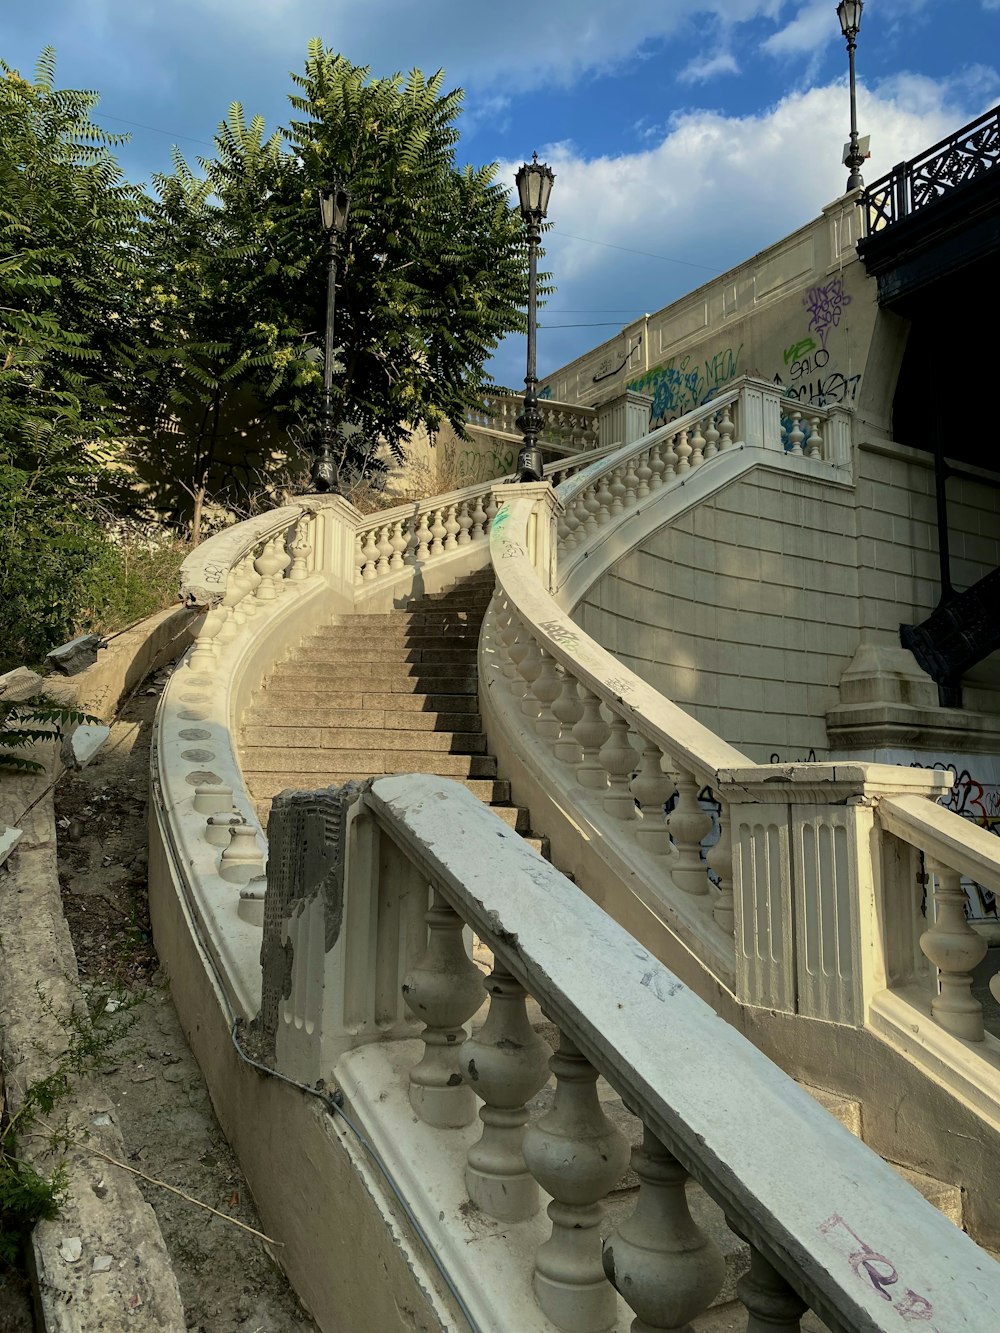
[804, 276, 851, 350]
[628, 343, 743, 428]
[770, 281, 861, 410]
[909, 759, 1000, 919]
[442, 439, 516, 488]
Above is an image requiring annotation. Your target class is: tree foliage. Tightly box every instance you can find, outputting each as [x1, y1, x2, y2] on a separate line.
[0, 51, 145, 666]
[279, 43, 531, 461]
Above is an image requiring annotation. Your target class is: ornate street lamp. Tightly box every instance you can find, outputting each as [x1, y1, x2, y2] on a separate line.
[837, 0, 865, 192]
[311, 181, 352, 493]
[514, 153, 555, 483]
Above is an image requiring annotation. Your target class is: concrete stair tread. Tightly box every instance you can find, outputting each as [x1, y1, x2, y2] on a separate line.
[243, 749, 497, 777]
[243, 707, 484, 732]
[294, 646, 479, 665]
[242, 726, 487, 754]
[256, 691, 481, 712]
[248, 774, 511, 803]
[266, 670, 478, 693]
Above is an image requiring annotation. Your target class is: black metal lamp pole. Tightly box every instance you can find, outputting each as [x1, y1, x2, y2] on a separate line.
[514, 153, 555, 483]
[837, 0, 865, 192]
[312, 181, 351, 493]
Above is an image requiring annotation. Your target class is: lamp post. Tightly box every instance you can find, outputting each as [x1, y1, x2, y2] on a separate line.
[311, 181, 351, 493]
[837, 0, 865, 192]
[514, 153, 555, 483]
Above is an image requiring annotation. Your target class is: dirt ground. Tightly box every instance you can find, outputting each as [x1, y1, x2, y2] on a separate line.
[47, 666, 318, 1333]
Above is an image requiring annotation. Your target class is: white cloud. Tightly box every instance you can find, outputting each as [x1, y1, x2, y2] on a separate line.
[761, 2, 831, 58]
[139, 0, 785, 92]
[678, 51, 741, 85]
[489, 69, 993, 386]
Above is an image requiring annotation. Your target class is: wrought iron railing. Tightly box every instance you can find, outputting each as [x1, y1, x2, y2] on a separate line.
[864, 102, 1000, 234]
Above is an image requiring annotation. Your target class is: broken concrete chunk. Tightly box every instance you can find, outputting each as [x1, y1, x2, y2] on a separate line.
[46, 633, 102, 675]
[58, 1237, 83, 1263]
[92, 1254, 113, 1273]
[66, 723, 112, 769]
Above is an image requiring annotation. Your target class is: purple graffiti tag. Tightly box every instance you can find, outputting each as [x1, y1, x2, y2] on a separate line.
[804, 277, 852, 350]
[818, 1214, 899, 1302]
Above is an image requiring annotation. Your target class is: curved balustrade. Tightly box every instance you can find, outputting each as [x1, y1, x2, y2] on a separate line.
[466, 393, 599, 452]
[325, 773, 1000, 1333]
[553, 377, 850, 595]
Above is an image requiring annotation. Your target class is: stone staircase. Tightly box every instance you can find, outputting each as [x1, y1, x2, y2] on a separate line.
[240, 569, 548, 854]
[239, 566, 970, 1327]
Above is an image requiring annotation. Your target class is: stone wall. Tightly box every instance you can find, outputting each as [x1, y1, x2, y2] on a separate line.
[573, 446, 1000, 763]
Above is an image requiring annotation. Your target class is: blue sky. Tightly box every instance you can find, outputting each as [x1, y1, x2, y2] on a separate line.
[6, 1, 1000, 389]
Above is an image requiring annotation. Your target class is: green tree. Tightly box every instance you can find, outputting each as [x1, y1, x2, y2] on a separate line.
[134, 108, 316, 542]
[280, 42, 532, 463]
[0, 51, 145, 666]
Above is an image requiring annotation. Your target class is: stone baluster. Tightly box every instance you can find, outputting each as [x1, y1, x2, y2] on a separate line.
[919, 857, 987, 1041]
[485, 493, 499, 531]
[522, 1032, 630, 1333]
[219, 824, 264, 884]
[623, 457, 639, 506]
[666, 767, 712, 895]
[401, 888, 484, 1127]
[635, 450, 651, 499]
[737, 1244, 807, 1332]
[353, 532, 366, 583]
[518, 634, 544, 719]
[552, 667, 584, 764]
[376, 524, 394, 577]
[582, 484, 602, 537]
[459, 962, 552, 1222]
[241, 552, 262, 609]
[444, 503, 460, 551]
[507, 612, 530, 700]
[471, 493, 488, 540]
[192, 782, 235, 815]
[189, 603, 228, 670]
[703, 410, 720, 459]
[532, 649, 563, 743]
[361, 527, 379, 580]
[661, 431, 678, 478]
[561, 501, 582, 551]
[288, 517, 313, 581]
[807, 415, 824, 460]
[498, 602, 521, 687]
[215, 567, 246, 644]
[787, 412, 804, 456]
[600, 714, 637, 820]
[573, 687, 610, 791]
[429, 507, 447, 557]
[675, 428, 693, 472]
[717, 400, 735, 450]
[648, 440, 665, 490]
[595, 473, 614, 524]
[389, 520, 407, 570]
[630, 741, 676, 857]
[457, 500, 473, 545]
[706, 795, 735, 933]
[609, 468, 626, 517]
[276, 531, 292, 584]
[414, 510, 432, 562]
[689, 418, 706, 468]
[603, 1126, 724, 1333]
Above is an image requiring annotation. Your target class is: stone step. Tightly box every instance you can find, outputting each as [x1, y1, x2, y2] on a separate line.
[336, 609, 487, 629]
[242, 725, 487, 754]
[249, 775, 512, 804]
[243, 706, 483, 733]
[255, 689, 482, 713]
[242, 748, 497, 778]
[293, 645, 479, 666]
[266, 666, 478, 693]
[402, 591, 493, 611]
[316, 624, 482, 643]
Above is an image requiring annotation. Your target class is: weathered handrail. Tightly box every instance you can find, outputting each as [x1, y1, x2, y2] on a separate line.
[879, 792, 1000, 1042]
[864, 101, 1000, 234]
[333, 773, 1000, 1333]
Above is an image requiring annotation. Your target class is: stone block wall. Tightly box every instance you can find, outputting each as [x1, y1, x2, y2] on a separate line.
[573, 449, 999, 763]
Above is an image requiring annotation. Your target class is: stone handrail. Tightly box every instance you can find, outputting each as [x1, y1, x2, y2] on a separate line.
[878, 792, 1000, 1044]
[553, 377, 851, 592]
[466, 393, 599, 451]
[278, 772, 1000, 1333]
